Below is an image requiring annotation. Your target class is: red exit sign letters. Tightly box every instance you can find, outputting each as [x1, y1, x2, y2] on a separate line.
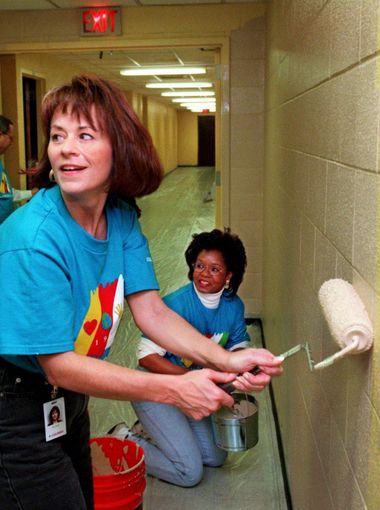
[81, 7, 122, 36]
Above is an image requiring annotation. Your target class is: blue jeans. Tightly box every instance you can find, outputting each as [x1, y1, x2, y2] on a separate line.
[131, 399, 227, 487]
[0, 358, 93, 510]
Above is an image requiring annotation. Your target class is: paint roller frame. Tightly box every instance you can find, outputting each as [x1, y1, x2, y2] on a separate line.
[219, 279, 373, 394]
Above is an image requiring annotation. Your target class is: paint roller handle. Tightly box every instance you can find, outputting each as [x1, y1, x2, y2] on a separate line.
[217, 365, 261, 394]
[313, 337, 361, 370]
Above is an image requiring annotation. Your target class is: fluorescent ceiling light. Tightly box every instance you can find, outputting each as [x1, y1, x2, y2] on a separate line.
[180, 102, 216, 108]
[172, 97, 215, 103]
[146, 82, 213, 89]
[121, 67, 206, 76]
[162, 91, 215, 97]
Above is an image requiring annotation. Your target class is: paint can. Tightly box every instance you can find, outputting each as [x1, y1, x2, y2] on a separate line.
[211, 393, 258, 452]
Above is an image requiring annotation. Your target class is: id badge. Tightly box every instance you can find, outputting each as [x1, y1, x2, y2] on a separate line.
[43, 397, 67, 442]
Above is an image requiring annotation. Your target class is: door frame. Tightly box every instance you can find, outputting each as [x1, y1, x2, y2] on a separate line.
[2, 36, 231, 228]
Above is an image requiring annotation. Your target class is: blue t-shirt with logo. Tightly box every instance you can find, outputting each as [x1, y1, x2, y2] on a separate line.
[0, 185, 159, 374]
[162, 282, 250, 369]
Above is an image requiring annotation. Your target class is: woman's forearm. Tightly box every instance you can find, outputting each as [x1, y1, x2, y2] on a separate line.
[37, 351, 237, 420]
[139, 353, 188, 375]
[39, 351, 176, 401]
[127, 290, 230, 371]
[127, 291, 283, 380]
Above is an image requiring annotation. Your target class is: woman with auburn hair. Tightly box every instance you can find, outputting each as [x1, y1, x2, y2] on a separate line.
[0, 75, 282, 510]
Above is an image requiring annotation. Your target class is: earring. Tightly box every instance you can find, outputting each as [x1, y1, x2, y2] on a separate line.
[224, 279, 230, 289]
[49, 169, 55, 182]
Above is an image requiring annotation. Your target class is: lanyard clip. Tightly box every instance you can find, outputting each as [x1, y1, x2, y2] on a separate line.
[51, 385, 59, 400]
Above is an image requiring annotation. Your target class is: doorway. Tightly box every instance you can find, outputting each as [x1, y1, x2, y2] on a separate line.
[198, 115, 215, 166]
[22, 76, 39, 188]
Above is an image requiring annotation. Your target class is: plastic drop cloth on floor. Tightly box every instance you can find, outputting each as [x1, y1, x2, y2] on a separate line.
[88, 167, 288, 510]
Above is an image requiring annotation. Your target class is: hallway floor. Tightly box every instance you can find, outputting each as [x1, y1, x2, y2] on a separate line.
[89, 166, 288, 510]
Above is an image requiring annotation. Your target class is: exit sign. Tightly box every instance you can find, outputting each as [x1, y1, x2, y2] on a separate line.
[81, 7, 122, 36]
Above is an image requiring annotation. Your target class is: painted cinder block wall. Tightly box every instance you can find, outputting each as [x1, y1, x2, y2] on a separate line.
[229, 16, 266, 317]
[263, 1, 380, 508]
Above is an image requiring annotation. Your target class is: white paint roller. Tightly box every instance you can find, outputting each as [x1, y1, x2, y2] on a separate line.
[276, 279, 373, 372]
[314, 278, 373, 370]
[224, 279, 373, 383]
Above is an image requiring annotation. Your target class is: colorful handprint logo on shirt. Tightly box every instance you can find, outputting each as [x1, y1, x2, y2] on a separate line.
[0, 172, 11, 193]
[75, 275, 124, 358]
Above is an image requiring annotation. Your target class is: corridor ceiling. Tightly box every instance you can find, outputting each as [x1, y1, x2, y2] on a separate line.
[0, 0, 267, 8]
[29, 46, 219, 109]
[0, 0, 267, 108]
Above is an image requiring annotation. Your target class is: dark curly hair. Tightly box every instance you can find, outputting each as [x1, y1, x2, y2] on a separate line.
[185, 229, 247, 295]
[31, 74, 163, 203]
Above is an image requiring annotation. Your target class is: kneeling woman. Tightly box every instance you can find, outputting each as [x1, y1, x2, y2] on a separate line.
[113, 229, 263, 487]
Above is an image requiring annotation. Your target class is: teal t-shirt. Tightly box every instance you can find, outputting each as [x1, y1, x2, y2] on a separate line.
[0, 160, 14, 223]
[162, 283, 250, 369]
[0, 185, 159, 373]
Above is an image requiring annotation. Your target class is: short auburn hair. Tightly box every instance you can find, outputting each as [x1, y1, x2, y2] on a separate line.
[32, 74, 163, 200]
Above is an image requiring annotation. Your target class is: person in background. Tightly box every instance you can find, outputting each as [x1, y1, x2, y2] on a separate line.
[109, 229, 261, 487]
[0, 75, 282, 510]
[0, 114, 37, 223]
